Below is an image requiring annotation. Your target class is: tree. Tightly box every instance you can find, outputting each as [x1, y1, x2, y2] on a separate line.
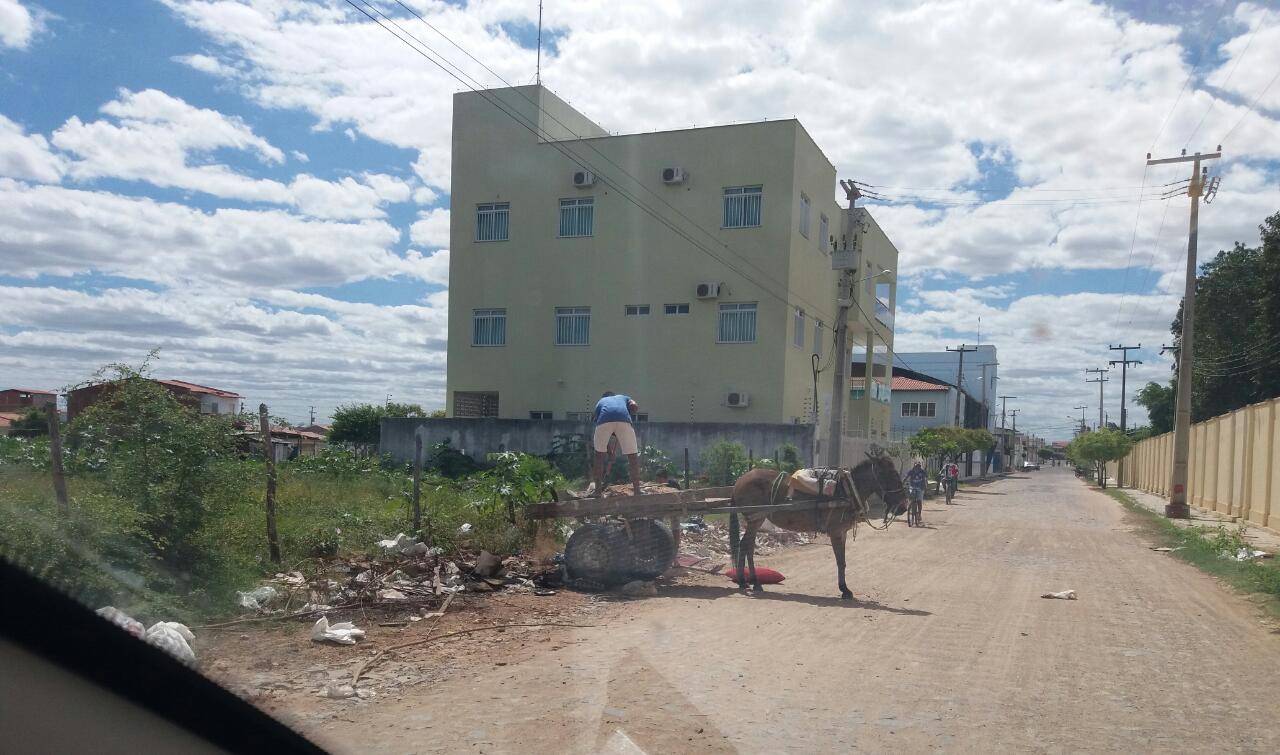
[1037, 448, 1053, 461]
[1066, 429, 1133, 489]
[329, 401, 425, 446]
[6, 408, 49, 438]
[909, 427, 962, 470]
[1169, 211, 1280, 421]
[701, 440, 749, 486]
[1135, 381, 1175, 434]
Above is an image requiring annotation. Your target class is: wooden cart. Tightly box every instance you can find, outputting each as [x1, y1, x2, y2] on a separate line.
[527, 485, 891, 584]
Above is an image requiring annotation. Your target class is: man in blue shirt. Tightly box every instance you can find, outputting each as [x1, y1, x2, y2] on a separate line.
[591, 391, 641, 496]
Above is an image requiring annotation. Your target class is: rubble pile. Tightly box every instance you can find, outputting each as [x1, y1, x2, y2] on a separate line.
[675, 517, 812, 560]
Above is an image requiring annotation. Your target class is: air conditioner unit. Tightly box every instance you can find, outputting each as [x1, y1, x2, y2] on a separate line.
[695, 281, 720, 299]
[661, 167, 686, 184]
[572, 170, 596, 188]
[726, 392, 751, 408]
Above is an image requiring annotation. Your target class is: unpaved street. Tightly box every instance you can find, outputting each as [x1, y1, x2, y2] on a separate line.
[287, 469, 1280, 753]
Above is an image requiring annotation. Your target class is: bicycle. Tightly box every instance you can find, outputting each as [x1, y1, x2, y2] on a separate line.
[907, 483, 924, 527]
[943, 476, 957, 505]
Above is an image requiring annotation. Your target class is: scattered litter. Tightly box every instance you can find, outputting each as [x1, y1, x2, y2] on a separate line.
[473, 550, 503, 578]
[377, 532, 438, 558]
[321, 683, 356, 699]
[95, 606, 145, 638]
[273, 571, 307, 587]
[299, 603, 332, 613]
[619, 580, 658, 598]
[1150, 547, 1181, 553]
[1041, 590, 1078, 600]
[145, 621, 196, 664]
[458, 523, 473, 534]
[377, 588, 407, 601]
[534, 589, 557, 597]
[1230, 548, 1270, 561]
[311, 616, 366, 645]
[237, 585, 278, 611]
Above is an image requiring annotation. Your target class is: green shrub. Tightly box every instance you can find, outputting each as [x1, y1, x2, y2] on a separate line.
[701, 440, 749, 486]
[547, 433, 590, 480]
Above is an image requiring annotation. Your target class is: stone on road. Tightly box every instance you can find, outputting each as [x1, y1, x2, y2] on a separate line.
[314, 468, 1280, 753]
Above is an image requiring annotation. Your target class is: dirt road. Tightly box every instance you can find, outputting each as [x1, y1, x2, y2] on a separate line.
[284, 469, 1280, 753]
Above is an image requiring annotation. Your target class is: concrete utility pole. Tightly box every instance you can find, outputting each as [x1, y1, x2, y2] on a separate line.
[309, 405, 316, 425]
[947, 344, 978, 426]
[1108, 344, 1142, 486]
[998, 395, 1016, 470]
[825, 179, 862, 468]
[1147, 148, 1221, 518]
[1085, 368, 1109, 430]
[1073, 404, 1088, 435]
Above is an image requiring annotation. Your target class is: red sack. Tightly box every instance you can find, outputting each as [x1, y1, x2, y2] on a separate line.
[725, 567, 785, 584]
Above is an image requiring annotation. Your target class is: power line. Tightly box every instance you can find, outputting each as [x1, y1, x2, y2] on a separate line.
[348, 0, 835, 322]
[1148, 0, 1233, 151]
[1185, 12, 1263, 147]
[1219, 67, 1280, 145]
[853, 180, 1184, 194]
[342, 0, 833, 321]
[1111, 164, 1151, 333]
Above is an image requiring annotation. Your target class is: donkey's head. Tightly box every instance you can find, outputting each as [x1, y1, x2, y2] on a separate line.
[854, 452, 909, 514]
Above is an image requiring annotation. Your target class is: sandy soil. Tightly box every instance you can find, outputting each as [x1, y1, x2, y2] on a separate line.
[202, 468, 1280, 753]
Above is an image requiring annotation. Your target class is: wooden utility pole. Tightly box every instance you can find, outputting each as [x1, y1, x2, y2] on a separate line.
[259, 403, 281, 564]
[1147, 148, 1221, 518]
[46, 404, 70, 515]
[947, 345, 978, 426]
[412, 433, 423, 533]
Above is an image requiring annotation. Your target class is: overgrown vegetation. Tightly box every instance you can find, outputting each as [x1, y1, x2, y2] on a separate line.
[328, 401, 425, 445]
[701, 440, 749, 485]
[1104, 489, 1280, 613]
[1066, 429, 1132, 488]
[909, 426, 995, 471]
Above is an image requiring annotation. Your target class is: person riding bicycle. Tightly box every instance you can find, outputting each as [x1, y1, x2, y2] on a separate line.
[905, 462, 927, 519]
[942, 460, 960, 503]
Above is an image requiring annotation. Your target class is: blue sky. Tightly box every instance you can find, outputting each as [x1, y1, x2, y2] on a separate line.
[1, 0, 1277, 438]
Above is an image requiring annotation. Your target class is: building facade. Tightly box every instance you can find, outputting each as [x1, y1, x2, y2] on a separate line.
[445, 85, 899, 440]
[892, 345, 1000, 432]
[0, 388, 55, 414]
[67, 379, 240, 421]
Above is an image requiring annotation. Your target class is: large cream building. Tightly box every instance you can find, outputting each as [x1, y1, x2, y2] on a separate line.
[445, 85, 900, 441]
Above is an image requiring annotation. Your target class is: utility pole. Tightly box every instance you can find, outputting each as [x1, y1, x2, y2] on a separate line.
[946, 344, 978, 426]
[998, 395, 1016, 472]
[825, 179, 862, 468]
[1010, 409, 1020, 467]
[1148, 147, 1221, 518]
[309, 405, 316, 425]
[1085, 368, 1109, 430]
[1108, 345, 1142, 434]
[1073, 404, 1088, 435]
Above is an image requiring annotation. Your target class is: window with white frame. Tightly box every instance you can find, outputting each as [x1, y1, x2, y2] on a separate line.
[565, 411, 592, 421]
[819, 214, 829, 253]
[718, 302, 757, 343]
[475, 202, 510, 241]
[901, 401, 937, 418]
[555, 306, 591, 345]
[558, 197, 594, 237]
[625, 304, 650, 316]
[722, 186, 762, 228]
[813, 320, 823, 355]
[472, 308, 506, 346]
[529, 411, 553, 420]
[799, 193, 810, 238]
[664, 303, 690, 315]
[792, 307, 805, 348]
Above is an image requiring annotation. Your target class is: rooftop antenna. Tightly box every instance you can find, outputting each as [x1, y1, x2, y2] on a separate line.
[535, 0, 543, 85]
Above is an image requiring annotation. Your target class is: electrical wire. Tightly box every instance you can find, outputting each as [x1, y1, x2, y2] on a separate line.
[1110, 163, 1151, 333]
[1148, 0, 1233, 151]
[1125, 193, 1175, 328]
[1185, 11, 1263, 148]
[1218, 67, 1280, 145]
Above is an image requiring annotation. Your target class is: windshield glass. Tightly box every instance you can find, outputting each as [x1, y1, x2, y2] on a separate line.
[3, 1, 1280, 752]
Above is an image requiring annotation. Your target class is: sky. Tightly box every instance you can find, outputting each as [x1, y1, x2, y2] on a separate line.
[0, 0, 1278, 439]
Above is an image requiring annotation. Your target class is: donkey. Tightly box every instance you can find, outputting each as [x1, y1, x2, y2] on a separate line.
[728, 455, 908, 599]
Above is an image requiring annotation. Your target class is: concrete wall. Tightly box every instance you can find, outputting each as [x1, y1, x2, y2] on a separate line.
[381, 417, 815, 472]
[446, 85, 898, 432]
[1112, 395, 1280, 530]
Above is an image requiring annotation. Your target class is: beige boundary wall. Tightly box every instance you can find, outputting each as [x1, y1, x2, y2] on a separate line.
[1114, 396, 1280, 530]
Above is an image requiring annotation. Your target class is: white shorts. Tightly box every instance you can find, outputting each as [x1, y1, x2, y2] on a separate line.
[593, 422, 638, 455]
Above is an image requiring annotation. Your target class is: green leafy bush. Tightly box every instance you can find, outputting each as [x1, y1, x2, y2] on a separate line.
[547, 432, 590, 480]
[701, 440, 749, 486]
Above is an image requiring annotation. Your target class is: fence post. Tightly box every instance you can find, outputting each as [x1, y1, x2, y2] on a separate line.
[46, 404, 70, 516]
[683, 447, 690, 490]
[748, 449, 754, 469]
[259, 403, 281, 564]
[412, 432, 423, 533]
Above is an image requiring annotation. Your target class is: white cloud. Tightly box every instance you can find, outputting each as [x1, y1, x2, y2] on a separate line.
[408, 207, 449, 248]
[0, 178, 432, 287]
[290, 150, 309, 163]
[172, 52, 241, 78]
[0, 0, 35, 49]
[0, 114, 64, 182]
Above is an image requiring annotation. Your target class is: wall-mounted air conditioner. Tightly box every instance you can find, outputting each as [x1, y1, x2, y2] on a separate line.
[726, 392, 751, 408]
[661, 167, 686, 184]
[695, 282, 720, 299]
[572, 170, 596, 188]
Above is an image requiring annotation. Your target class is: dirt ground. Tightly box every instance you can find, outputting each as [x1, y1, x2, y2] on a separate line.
[201, 468, 1280, 753]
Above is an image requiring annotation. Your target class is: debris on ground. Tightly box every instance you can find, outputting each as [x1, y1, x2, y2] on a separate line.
[1150, 546, 1181, 553]
[676, 517, 811, 561]
[1228, 548, 1270, 561]
[145, 621, 197, 664]
[473, 550, 503, 578]
[1041, 590, 1078, 600]
[377, 532, 440, 558]
[96, 606, 145, 638]
[619, 580, 658, 598]
[321, 683, 356, 699]
[237, 585, 278, 611]
[724, 566, 786, 584]
[311, 616, 366, 645]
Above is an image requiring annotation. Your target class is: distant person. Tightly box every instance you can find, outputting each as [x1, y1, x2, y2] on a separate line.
[592, 392, 641, 496]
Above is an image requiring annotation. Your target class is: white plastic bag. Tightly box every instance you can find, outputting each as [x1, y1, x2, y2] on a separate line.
[145, 621, 197, 664]
[237, 585, 277, 610]
[311, 616, 365, 645]
[95, 606, 145, 638]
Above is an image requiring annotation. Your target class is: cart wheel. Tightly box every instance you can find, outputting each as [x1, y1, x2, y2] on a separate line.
[564, 522, 629, 584]
[626, 519, 676, 580]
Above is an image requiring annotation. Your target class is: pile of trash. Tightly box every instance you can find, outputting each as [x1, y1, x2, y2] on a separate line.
[676, 517, 811, 560]
[233, 532, 561, 618]
[95, 606, 197, 664]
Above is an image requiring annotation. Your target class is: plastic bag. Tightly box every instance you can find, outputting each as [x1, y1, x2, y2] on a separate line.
[311, 616, 365, 645]
[145, 621, 197, 664]
[95, 606, 145, 638]
[237, 585, 278, 610]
